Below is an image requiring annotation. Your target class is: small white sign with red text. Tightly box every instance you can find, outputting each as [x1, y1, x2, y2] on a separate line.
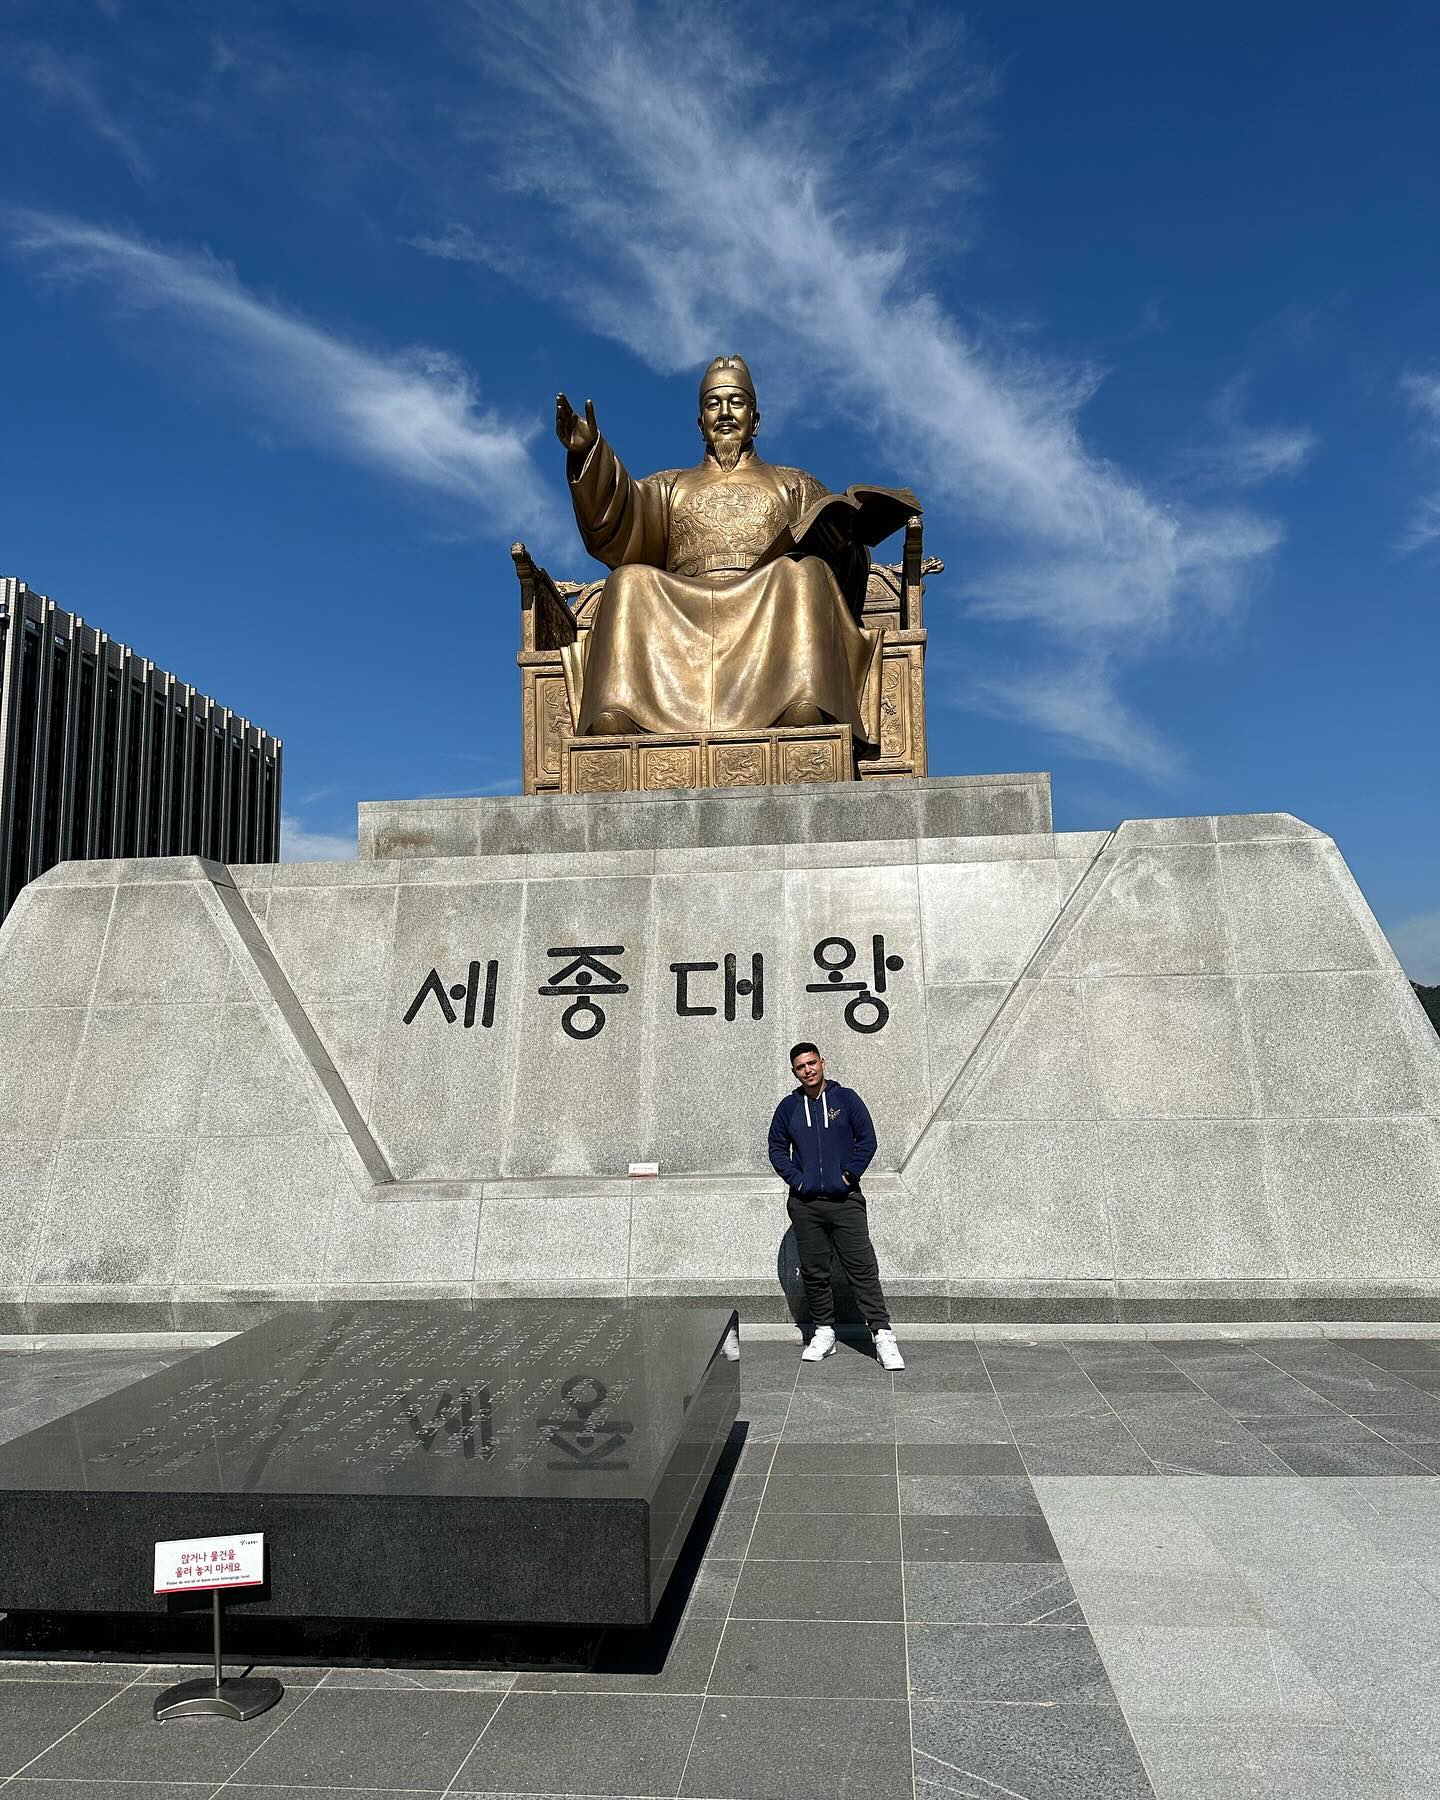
[153, 1533, 265, 1596]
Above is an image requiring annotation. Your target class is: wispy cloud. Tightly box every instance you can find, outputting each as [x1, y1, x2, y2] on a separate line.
[20, 45, 149, 180]
[962, 658, 1184, 780]
[1185, 377, 1318, 489]
[280, 813, 354, 862]
[406, 222, 502, 269]
[6, 211, 558, 542]
[448, 1, 1286, 773]
[1400, 371, 1440, 552]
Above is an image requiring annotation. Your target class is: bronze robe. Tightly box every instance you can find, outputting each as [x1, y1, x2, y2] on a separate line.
[564, 438, 881, 742]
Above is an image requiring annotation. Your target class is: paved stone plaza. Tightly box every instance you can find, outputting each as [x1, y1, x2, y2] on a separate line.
[4, 1327, 1440, 1797]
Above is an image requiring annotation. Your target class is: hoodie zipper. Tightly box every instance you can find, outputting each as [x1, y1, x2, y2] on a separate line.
[802, 1086, 829, 1192]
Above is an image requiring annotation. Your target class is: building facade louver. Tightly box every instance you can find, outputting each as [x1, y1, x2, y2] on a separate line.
[0, 579, 282, 916]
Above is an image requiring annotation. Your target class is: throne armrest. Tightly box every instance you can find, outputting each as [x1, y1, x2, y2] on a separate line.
[512, 542, 578, 652]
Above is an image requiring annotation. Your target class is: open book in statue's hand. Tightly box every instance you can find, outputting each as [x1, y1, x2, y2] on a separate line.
[753, 485, 921, 569]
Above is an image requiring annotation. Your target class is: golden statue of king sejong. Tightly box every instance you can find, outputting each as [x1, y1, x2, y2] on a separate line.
[554, 355, 917, 746]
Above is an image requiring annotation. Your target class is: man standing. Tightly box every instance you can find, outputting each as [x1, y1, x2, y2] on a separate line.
[768, 1042, 905, 1371]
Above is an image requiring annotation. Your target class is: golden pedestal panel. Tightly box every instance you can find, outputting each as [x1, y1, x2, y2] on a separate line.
[561, 725, 854, 795]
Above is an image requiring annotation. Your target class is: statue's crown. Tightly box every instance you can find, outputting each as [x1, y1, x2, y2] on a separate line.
[699, 355, 755, 404]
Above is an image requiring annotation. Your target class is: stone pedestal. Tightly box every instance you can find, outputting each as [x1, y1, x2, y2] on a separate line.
[1, 777, 1437, 1327]
[0, 1302, 738, 1638]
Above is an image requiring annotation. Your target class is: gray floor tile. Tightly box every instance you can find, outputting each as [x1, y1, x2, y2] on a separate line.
[1065, 1342, 1184, 1372]
[1168, 1476, 1373, 1568]
[899, 1473, 1043, 1516]
[892, 1393, 1013, 1443]
[706, 1479, 766, 1556]
[758, 1472, 897, 1513]
[1343, 1416, 1440, 1470]
[17, 1680, 297, 1784]
[1015, 1421, 1159, 1476]
[913, 1700, 1155, 1800]
[908, 1620, 1115, 1704]
[746, 1511, 900, 1560]
[509, 1618, 722, 1696]
[998, 1387, 1115, 1426]
[1085, 1369, 1202, 1395]
[902, 1513, 1060, 1563]
[1354, 1699, 1440, 1797]
[218, 1686, 501, 1790]
[0, 1682, 130, 1778]
[1137, 1719, 1400, 1799]
[741, 1359, 802, 1394]
[986, 1370, 1100, 1397]
[779, 1392, 896, 1443]
[680, 1694, 913, 1800]
[733, 1438, 777, 1477]
[897, 1442, 1026, 1476]
[735, 1395, 791, 1443]
[888, 1364, 994, 1394]
[1180, 1366, 1348, 1420]
[7, 1784, 218, 1798]
[730, 1557, 904, 1621]
[1118, 1400, 1291, 1475]
[770, 1442, 895, 1475]
[1243, 1567, 1440, 1714]
[1034, 1487, 1232, 1576]
[686, 1557, 743, 1621]
[715, 1472, 768, 1516]
[1255, 1420, 1436, 1476]
[447, 1691, 702, 1796]
[708, 1617, 907, 1698]
[1245, 1347, 1433, 1417]
[1099, 1623, 1341, 1723]
[1346, 1341, 1440, 1372]
[905, 1561, 1081, 1624]
[1067, 1568, 1266, 1629]
[977, 1345, 1080, 1374]
[225, 1789, 446, 1799]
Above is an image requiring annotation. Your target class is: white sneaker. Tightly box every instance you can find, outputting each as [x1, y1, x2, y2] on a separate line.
[874, 1329, 905, 1371]
[801, 1325, 837, 1362]
[721, 1327, 740, 1362]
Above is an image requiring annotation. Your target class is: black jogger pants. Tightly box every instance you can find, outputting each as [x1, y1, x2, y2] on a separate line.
[786, 1190, 892, 1331]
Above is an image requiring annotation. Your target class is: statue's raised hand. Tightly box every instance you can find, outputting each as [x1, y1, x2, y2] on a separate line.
[555, 393, 598, 455]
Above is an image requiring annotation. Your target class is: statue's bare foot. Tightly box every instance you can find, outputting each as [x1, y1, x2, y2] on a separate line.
[588, 709, 640, 737]
[777, 703, 825, 728]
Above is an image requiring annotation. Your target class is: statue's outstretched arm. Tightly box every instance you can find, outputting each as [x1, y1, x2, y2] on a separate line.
[560, 398, 668, 569]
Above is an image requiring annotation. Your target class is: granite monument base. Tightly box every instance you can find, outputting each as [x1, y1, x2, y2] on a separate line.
[1, 775, 1437, 1327]
[0, 1303, 739, 1657]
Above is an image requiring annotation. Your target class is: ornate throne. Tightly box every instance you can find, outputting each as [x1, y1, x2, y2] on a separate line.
[514, 518, 937, 796]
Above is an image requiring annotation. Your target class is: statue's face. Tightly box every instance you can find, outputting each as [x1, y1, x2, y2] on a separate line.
[699, 386, 758, 459]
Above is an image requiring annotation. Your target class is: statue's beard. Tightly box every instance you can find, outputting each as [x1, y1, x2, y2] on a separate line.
[708, 432, 749, 472]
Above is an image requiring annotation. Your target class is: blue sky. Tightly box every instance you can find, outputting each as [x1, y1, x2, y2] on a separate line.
[3, 1, 1437, 977]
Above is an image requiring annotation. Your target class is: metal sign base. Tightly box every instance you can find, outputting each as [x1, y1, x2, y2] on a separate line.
[153, 1673, 284, 1721]
[153, 1589, 283, 1722]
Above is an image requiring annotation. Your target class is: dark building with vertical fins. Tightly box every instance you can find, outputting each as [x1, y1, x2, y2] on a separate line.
[0, 579, 282, 917]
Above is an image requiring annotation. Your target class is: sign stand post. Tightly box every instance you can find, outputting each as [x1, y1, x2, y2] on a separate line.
[151, 1531, 284, 1723]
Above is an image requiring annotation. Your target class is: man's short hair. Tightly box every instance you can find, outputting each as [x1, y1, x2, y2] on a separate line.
[789, 1041, 820, 1065]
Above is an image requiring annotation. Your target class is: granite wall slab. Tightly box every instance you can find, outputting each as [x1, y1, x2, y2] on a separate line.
[0, 800, 1436, 1326]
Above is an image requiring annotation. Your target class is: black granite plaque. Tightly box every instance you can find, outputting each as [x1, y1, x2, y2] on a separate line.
[0, 1303, 738, 1633]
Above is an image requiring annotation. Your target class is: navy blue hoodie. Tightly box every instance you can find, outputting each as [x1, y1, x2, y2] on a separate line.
[768, 1082, 877, 1198]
